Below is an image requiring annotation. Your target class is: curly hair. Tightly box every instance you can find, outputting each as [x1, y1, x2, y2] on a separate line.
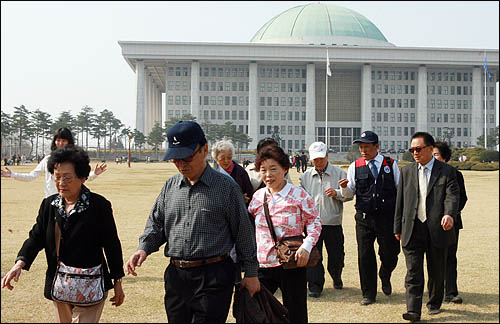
[47, 145, 91, 179]
[50, 127, 75, 151]
[255, 145, 290, 171]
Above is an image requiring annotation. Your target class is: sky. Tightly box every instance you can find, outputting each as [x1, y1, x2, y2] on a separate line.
[1, 1, 499, 131]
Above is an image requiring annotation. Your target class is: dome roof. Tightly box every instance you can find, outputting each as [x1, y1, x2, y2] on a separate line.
[250, 3, 394, 47]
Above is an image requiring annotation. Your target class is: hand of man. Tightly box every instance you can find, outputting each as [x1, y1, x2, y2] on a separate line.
[125, 250, 147, 276]
[1, 167, 12, 177]
[243, 193, 250, 204]
[394, 234, 401, 241]
[441, 215, 454, 231]
[94, 162, 107, 175]
[241, 276, 261, 297]
[324, 188, 336, 197]
[295, 247, 310, 267]
[338, 178, 349, 188]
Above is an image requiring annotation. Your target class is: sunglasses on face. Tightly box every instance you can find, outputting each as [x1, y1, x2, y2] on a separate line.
[409, 145, 428, 154]
[173, 146, 202, 163]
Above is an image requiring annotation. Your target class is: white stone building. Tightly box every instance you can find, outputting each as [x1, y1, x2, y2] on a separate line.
[119, 3, 498, 151]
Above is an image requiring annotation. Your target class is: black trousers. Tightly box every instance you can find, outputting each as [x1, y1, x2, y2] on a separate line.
[258, 266, 308, 324]
[402, 219, 448, 315]
[355, 215, 400, 300]
[164, 258, 235, 323]
[445, 227, 460, 298]
[307, 225, 344, 293]
[301, 162, 307, 172]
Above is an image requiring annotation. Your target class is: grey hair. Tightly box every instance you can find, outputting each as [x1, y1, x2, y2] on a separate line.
[211, 139, 235, 160]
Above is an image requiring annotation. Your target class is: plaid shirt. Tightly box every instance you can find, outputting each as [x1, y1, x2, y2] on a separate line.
[248, 183, 322, 268]
[138, 164, 259, 277]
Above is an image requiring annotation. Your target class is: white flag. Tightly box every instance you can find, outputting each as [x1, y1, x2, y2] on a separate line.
[326, 49, 332, 77]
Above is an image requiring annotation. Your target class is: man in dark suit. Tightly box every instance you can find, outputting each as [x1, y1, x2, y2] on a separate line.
[394, 132, 459, 322]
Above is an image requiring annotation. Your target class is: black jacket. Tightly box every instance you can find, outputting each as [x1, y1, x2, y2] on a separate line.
[230, 161, 254, 206]
[233, 283, 289, 323]
[16, 191, 125, 300]
[455, 169, 468, 229]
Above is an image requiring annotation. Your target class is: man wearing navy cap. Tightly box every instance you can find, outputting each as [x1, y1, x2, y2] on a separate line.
[126, 121, 260, 323]
[339, 130, 401, 306]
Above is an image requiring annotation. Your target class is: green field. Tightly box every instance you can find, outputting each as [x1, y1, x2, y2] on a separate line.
[1, 162, 498, 322]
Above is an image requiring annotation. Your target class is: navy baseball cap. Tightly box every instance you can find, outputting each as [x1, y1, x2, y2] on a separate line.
[353, 131, 379, 144]
[163, 121, 206, 161]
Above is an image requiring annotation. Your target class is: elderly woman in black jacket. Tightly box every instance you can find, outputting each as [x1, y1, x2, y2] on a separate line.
[1, 145, 125, 323]
[211, 139, 254, 205]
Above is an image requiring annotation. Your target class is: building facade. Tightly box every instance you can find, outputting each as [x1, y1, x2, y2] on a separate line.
[119, 3, 498, 151]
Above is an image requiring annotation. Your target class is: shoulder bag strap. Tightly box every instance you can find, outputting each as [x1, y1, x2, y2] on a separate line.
[263, 192, 279, 248]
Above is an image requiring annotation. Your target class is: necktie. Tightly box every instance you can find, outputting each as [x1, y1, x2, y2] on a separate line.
[417, 165, 427, 222]
[369, 160, 378, 179]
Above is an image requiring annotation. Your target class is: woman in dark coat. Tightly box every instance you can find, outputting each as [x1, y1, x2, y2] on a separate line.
[212, 139, 253, 205]
[1, 145, 125, 323]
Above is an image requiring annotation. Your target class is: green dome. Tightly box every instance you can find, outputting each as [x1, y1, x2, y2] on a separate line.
[250, 3, 394, 47]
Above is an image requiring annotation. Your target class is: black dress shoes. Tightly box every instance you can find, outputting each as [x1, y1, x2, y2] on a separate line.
[381, 278, 392, 295]
[308, 291, 321, 298]
[333, 278, 343, 289]
[360, 297, 375, 306]
[445, 295, 463, 304]
[402, 312, 421, 322]
[427, 306, 441, 315]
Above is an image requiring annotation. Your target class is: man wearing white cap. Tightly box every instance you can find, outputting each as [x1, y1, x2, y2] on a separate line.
[300, 142, 352, 298]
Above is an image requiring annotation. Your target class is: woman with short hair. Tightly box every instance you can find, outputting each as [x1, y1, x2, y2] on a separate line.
[212, 139, 253, 205]
[1, 127, 107, 197]
[248, 145, 322, 323]
[1, 145, 125, 323]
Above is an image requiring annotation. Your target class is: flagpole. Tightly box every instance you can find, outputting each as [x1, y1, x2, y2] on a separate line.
[484, 52, 488, 149]
[326, 48, 328, 149]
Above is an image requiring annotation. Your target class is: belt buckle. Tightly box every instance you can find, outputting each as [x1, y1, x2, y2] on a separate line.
[179, 260, 190, 268]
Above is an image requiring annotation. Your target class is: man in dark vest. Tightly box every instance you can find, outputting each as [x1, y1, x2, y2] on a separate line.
[339, 131, 401, 306]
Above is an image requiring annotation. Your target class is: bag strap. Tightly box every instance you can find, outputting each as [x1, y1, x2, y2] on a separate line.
[263, 192, 279, 249]
[54, 220, 61, 260]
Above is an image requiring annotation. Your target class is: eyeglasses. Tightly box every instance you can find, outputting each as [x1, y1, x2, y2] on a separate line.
[54, 176, 74, 183]
[409, 146, 428, 154]
[173, 146, 202, 163]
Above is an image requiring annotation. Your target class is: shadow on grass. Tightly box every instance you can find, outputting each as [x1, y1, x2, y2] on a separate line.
[428, 309, 499, 322]
[307, 287, 407, 305]
[124, 276, 163, 283]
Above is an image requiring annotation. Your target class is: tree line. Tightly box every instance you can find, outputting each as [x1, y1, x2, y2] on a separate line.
[1, 106, 252, 161]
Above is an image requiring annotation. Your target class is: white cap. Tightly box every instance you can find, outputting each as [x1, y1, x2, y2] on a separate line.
[309, 142, 327, 160]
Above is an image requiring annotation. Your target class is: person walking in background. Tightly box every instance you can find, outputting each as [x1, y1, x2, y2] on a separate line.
[1, 145, 125, 323]
[295, 152, 301, 173]
[340, 131, 401, 306]
[212, 139, 253, 205]
[395, 132, 459, 322]
[300, 142, 352, 298]
[125, 121, 260, 323]
[248, 145, 321, 323]
[1, 127, 107, 197]
[432, 141, 468, 304]
[301, 152, 308, 173]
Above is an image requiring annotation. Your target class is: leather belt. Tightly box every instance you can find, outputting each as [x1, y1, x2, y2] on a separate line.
[171, 254, 230, 269]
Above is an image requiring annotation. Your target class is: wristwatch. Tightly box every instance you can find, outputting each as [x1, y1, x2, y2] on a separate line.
[114, 278, 122, 285]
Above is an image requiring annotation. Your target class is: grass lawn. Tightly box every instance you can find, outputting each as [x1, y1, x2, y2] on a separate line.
[1, 162, 498, 322]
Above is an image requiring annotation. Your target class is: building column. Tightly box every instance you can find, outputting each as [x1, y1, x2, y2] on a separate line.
[471, 66, 482, 146]
[305, 63, 316, 146]
[135, 60, 145, 133]
[190, 61, 200, 119]
[248, 62, 259, 149]
[417, 65, 428, 132]
[157, 86, 162, 126]
[360, 63, 372, 132]
[144, 74, 150, 135]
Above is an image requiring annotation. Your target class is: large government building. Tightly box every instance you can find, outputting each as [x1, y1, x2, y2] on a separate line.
[119, 3, 498, 152]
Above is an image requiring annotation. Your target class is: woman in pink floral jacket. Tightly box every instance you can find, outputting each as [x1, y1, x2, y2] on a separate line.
[248, 145, 321, 324]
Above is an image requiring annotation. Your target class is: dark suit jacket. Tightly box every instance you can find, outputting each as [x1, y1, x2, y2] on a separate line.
[394, 159, 460, 249]
[455, 169, 468, 230]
